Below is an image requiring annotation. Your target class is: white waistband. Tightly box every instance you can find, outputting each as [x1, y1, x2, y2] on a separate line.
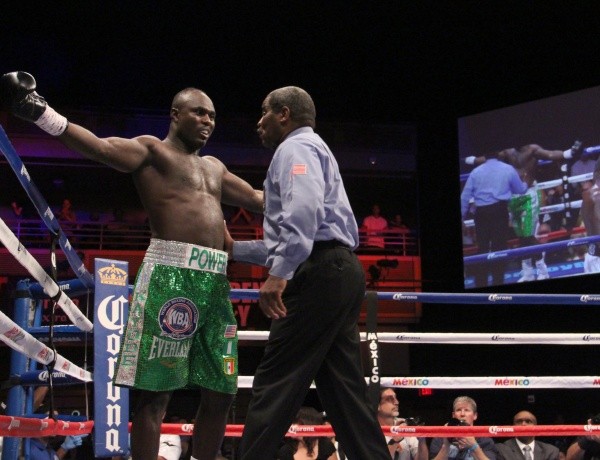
[145, 238, 228, 275]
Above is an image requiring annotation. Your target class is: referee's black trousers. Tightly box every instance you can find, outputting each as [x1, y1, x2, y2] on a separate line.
[238, 243, 390, 460]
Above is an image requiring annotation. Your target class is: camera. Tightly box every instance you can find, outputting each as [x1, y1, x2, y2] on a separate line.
[447, 418, 469, 443]
[404, 416, 424, 426]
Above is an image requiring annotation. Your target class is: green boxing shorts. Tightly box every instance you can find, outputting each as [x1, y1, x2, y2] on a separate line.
[509, 188, 541, 238]
[114, 239, 238, 394]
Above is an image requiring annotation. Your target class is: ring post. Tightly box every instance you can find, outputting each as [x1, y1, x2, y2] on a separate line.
[365, 290, 380, 413]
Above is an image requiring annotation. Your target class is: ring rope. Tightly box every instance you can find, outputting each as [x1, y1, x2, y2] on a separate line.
[0, 415, 93, 437]
[233, 375, 600, 389]
[3, 419, 597, 438]
[463, 197, 583, 228]
[0, 312, 92, 382]
[211, 423, 600, 438]
[463, 233, 600, 265]
[0, 124, 93, 287]
[239, 331, 600, 344]
[536, 172, 593, 190]
[0, 217, 93, 331]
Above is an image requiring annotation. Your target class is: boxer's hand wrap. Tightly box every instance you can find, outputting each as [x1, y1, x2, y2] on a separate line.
[1, 71, 68, 136]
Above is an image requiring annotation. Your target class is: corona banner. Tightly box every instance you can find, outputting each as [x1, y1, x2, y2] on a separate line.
[93, 259, 130, 458]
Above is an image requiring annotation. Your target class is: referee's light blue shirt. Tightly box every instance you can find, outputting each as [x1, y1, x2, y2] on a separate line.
[460, 158, 527, 218]
[233, 127, 359, 280]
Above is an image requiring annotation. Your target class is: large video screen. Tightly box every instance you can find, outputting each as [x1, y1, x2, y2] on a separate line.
[459, 85, 600, 289]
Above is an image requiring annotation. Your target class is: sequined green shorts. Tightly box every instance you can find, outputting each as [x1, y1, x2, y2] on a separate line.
[114, 239, 238, 394]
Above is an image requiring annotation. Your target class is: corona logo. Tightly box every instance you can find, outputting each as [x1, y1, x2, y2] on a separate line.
[491, 335, 515, 341]
[8, 417, 20, 429]
[182, 424, 194, 433]
[393, 293, 418, 301]
[396, 335, 420, 341]
[489, 426, 514, 434]
[580, 295, 600, 303]
[391, 426, 417, 434]
[488, 294, 513, 302]
[288, 424, 315, 434]
[38, 371, 67, 381]
[584, 424, 600, 432]
[98, 264, 128, 286]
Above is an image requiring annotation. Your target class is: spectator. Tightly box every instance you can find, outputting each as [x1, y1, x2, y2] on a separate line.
[387, 214, 412, 253]
[10, 200, 23, 218]
[378, 388, 427, 460]
[30, 434, 86, 460]
[276, 406, 337, 460]
[496, 410, 559, 460]
[389, 214, 409, 231]
[56, 198, 78, 243]
[429, 396, 497, 460]
[362, 204, 388, 248]
[565, 414, 600, 460]
[542, 414, 573, 460]
[57, 198, 77, 224]
[540, 187, 567, 233]
[323, 417, 344, 460]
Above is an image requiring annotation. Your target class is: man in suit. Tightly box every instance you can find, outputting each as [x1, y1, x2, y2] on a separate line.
[496, 410, 559, 460]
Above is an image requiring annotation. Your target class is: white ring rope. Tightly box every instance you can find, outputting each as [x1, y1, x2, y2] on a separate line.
[0, 311, 92, 382]
[235, 375, 600, 389]
[463, 171, 592, 227]
[462, 167, 594, 191]
[464, 197, 582, 227]
[369, 331, 600, 344]
[239, 331, 600, 345]
[536, 172, 593, 191]
[0, 217, 92, 331]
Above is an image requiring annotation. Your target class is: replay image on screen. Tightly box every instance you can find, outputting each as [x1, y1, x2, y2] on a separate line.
[458, 85, 600, 289]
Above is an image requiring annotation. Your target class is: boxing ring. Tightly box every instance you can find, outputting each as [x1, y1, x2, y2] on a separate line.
[2, 126, 600, 459]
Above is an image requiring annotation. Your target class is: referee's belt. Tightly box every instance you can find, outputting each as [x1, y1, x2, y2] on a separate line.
[313, 240, 349, 250]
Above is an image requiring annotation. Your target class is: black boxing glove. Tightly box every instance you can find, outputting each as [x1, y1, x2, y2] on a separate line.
[0, 71, 68, 136]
